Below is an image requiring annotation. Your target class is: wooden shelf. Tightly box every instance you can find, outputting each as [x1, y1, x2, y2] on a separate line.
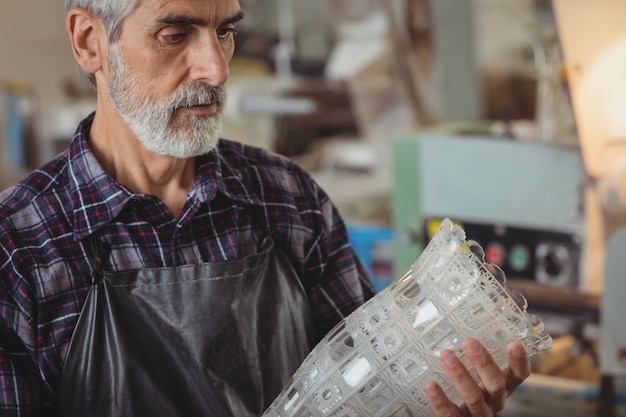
[507, 279, 600, 316]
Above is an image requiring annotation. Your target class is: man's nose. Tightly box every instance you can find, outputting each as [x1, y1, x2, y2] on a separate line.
[188, 33, 230, 86]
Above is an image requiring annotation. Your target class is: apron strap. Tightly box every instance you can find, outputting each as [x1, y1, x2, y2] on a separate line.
[88, 236, 109, 285]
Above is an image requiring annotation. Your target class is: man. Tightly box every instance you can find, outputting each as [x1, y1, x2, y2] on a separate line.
[0, 0, 531, 415]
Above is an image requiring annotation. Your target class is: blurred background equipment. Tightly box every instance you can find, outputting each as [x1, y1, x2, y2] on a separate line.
[392, 134, 585, 291]
[0, 78, 39, 188]
[553, 0, 626, 415]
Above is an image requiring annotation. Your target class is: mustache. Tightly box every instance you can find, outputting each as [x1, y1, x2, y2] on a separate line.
[167, 82, 228, 111]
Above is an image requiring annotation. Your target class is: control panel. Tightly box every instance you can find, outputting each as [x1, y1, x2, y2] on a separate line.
[424, 218, 582, 289]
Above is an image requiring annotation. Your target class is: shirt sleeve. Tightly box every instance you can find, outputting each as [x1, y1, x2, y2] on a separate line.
[0, 305, 44, 416]
[301, 183, 376, 335]
[0, 230, 53, 417]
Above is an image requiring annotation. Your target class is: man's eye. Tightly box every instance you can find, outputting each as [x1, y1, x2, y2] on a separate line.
[216, 26, 237, 39]
[162, 32, 187, 44]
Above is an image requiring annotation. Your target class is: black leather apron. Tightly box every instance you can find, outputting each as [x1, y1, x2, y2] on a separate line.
[59, 237, 318, 417]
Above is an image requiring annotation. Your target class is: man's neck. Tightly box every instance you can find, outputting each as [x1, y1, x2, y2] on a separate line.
[89, 105, 196, 219]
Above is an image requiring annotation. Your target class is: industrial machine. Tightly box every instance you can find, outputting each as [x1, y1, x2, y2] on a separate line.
[392, 133, 586, 292]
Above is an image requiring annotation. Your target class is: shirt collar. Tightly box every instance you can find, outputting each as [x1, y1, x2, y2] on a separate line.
[194, 145, 261, 207]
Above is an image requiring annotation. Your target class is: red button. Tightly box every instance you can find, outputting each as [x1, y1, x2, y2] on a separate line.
[485, 243, 505, 265]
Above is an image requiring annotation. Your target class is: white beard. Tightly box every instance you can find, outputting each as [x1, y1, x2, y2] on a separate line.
[107, 44, 228, 159]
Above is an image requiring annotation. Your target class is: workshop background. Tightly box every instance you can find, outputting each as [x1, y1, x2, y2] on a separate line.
[1, 0, 624, 416]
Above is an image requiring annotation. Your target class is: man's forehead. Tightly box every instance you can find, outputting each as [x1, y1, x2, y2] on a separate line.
[134, 0, 241, 17]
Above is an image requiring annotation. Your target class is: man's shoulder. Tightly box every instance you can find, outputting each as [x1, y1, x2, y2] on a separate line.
[217, 138, 303, 172]
[0, 152, 72, 227]
[215, 138, 323, 204]
[217, 139, 316, 185]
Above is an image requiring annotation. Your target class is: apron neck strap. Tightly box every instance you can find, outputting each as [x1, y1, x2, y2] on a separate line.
[88, 236, 109, 285]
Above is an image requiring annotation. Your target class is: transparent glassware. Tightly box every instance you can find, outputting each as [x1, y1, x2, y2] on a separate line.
[262, 218, 553, 417]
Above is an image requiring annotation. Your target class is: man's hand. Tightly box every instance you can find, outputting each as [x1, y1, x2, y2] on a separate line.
[424, 338, 531, 417]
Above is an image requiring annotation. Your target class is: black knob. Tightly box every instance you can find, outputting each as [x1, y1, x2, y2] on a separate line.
[544, 251, 562, 277]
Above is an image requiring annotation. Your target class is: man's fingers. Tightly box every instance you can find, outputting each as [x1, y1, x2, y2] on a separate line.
[504, 341, 531, 392]
[462, 339, 507, 412]
[425, 380, 466, 417]
[436, 347, 493, 417]
[426, 339, 532, 417]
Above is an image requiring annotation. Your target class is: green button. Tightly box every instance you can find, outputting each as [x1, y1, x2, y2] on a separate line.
[509, 245, 530, 271]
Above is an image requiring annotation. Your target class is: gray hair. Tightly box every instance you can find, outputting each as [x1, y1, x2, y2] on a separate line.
[65, 0, 138, 85]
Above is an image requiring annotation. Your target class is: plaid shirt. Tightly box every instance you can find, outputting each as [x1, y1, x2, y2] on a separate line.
[0, 113, 374, 416]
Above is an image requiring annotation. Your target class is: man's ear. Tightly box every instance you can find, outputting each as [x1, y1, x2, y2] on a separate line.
[66, 8, 107, 76]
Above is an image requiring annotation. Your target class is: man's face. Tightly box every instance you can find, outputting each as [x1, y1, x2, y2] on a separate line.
[105, 0, 243, 158]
